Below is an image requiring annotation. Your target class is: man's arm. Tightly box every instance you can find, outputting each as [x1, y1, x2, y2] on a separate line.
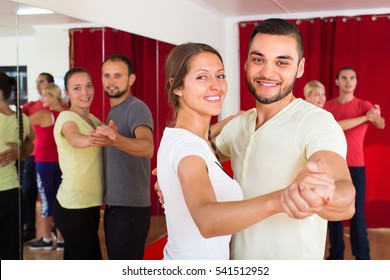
[367, 105, 385, 129]
[283, 151, 355, 221]
[209, 111, 244, 139]
[20, 126, 35, 160]
[111, 125, 154, 158]
[210, 112, 245, 163]
[338, 104, 385, 131]
[89, 120, 154, 158]
[338, 115, 368, 131]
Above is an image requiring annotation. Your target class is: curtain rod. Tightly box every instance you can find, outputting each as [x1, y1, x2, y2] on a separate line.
[239, 14, 390, 26]
[69, 28, 119, 33]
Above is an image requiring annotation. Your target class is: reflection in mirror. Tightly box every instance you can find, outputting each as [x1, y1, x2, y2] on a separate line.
[0, 0, 22, 260]
[0, 0, 94, 259]
[2, 1, 169, 259]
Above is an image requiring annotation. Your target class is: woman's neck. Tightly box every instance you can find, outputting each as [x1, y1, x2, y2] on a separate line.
[175, 111, 210, 140]
[0, 101, 14, 115]
[69, 106, 89, 119]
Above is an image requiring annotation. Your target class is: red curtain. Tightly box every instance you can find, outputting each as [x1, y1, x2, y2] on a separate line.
[70, 27, 175, 215]
[239, 15, 390, 228]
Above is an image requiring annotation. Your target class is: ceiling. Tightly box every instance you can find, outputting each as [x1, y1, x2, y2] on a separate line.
[1, 0, 390, 37]
[193, 0, 390, 19]
[0, 0, 87, 36]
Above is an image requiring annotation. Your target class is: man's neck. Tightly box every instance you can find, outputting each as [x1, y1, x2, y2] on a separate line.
[337, 91, 354, 103]
[255, 94, 296, 129]
[109, 92, 131, 107]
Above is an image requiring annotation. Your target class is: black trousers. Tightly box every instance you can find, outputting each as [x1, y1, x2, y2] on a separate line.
[327, 167, 370, 260]
[21, 156, 37, 234]
[53, 199, 102, 260]
[0, 188, 21, 260]
[104, 205, 150, 260]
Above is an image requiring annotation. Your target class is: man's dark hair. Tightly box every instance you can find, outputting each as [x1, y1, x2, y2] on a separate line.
[104, 54, 135, 76]
[249, 18, 304, 61]
[336, 66, 357, 79]
[39, 72, 54, 83]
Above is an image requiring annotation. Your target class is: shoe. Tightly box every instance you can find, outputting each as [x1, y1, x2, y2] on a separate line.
[56, 241, 65, 251]
[23, 231, 36, 244]
[29, 238, 53, 251]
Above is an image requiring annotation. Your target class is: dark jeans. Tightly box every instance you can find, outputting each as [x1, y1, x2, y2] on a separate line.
[53, 199, 102, 260]
[0, 188, 21, 260]
[21, 156, 37, 234]
[104, 205, 150, 260]
[327, 166, 371, 260]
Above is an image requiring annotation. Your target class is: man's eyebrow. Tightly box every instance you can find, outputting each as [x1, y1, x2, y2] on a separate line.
[249, 51, 264, 56]
[249, 51, 294, 61]
[276, 55, 294, 60]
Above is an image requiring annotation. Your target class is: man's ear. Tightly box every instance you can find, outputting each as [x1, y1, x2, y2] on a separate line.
[296, 57, 305, 78]
[129, 73, 136, 86]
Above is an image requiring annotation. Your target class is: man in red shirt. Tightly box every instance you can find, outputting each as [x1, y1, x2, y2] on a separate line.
[324, 67, 385, 260]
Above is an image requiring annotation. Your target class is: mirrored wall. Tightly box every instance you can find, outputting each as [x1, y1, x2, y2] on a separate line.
[1, 0, 170, 259]
[0, 0, 102, 259]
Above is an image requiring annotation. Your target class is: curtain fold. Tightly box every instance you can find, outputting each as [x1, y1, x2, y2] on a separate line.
[239, 15, 390, 228]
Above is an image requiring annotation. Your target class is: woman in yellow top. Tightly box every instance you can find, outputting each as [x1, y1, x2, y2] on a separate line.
[53, 67, 104, 260]
[0, 70, 34, 259]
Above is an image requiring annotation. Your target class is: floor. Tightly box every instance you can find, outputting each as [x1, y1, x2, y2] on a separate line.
[22, 204, 167, 260]
[23, 203, 390, 260]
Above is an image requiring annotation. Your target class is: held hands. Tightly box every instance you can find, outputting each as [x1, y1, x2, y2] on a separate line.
[88, 120, 117, 147]
[281, 159, 335, 219]
[152, 168, 165, 209]
[0, 142, 18, 167]
[366, 105, 381, 123]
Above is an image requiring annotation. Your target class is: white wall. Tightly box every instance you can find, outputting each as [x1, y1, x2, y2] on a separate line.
[11, 0, 239, 117]
[0, 27, 70, 101]
[10, 0, 390, 117]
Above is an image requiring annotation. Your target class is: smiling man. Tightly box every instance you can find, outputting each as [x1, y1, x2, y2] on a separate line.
[89, 54, 154, 260]
[215, 18, 356, 259]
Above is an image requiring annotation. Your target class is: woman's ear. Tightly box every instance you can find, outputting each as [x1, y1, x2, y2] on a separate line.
[173, 87, 182, 97]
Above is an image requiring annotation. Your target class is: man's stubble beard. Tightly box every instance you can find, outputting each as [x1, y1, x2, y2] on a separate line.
[104, 88, 127, 99]
[246, 76, 297, 105]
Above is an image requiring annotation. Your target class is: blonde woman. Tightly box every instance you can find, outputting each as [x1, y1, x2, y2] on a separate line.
[303, 80, 326, 108]
[28, 83, 66, 251]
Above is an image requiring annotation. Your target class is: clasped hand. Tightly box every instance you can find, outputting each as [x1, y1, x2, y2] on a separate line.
[281, 159, 335, 219]
[366, 105, 381, 122]
[88, 120, 117, 146]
